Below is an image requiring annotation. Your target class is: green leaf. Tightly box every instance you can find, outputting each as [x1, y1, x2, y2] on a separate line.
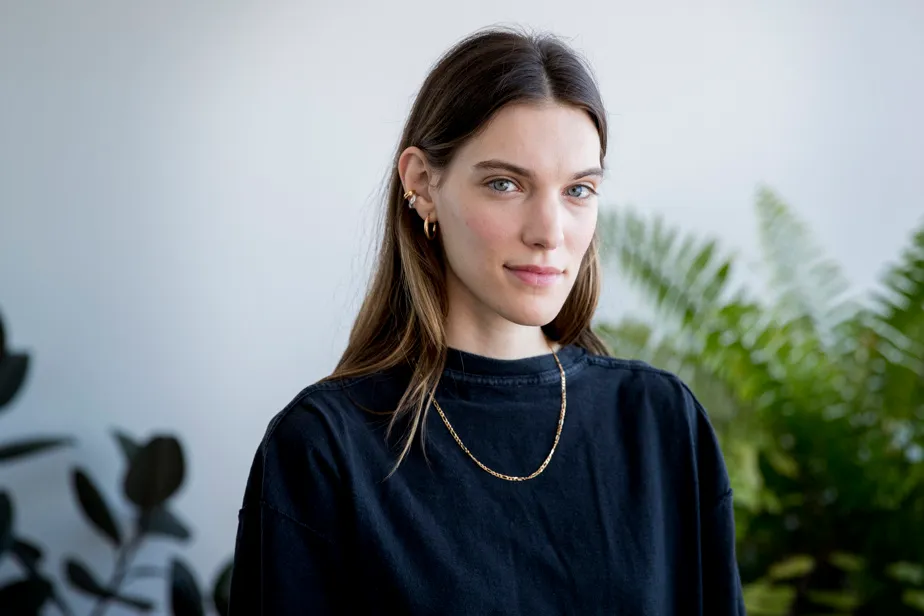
[113, 593, 155, 612]
[828, 551, 866, 573]
[72, 468, 122, 547]
[755, 185, 851, 336]
[0, 437, 73, 464]
[0, 577, 53, 615]
[0, 352, 29, 410]
[212, 560, 233, 616]
[768, 554, 815, 580]
[11, 539, 43, 574]
[806, 589, 861, 611]
[113, 429, 140, 462]
[64, 556, 155, 612]
[742, 579, 795, 615]
[123, 436, 185, 510]
[597, 207, 736, 330]
[904, 589, 924, 612]
[887, 561, 924, 586]
[139, 507, 191, 541]
[64, 558, 110, 598]
[171, 557, 204, 616]
[0, 491, 13, 557]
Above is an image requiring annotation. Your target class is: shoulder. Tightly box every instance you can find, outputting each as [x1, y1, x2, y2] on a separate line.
[584, 353, 732, 501]
[241, 371, 399, 507]
[259, 370, 398, 454]
[583, 353, 709, 424]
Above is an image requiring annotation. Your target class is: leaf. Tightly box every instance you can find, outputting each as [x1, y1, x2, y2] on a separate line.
[768, 554, 815, 580]
[65, 556, 155, 612]
[64, 557, 110, 598]
[0, 352, 29, 410]
[806, 589, 860, 610]
[887, 561, 924, 586]
[755, 185, 851, 337]
[0, 491, 13, 557]
[112, 592, 155, 612]
[12, 539, 43, 573]
[139, 507, 191, 541]
[170, 557, 204, 616]
[903, 589, 924, 612]
[212, 559, 233, 616]
[72, 468, 122, 547]
[0, 577, 53, 615]
[123, 436, 186, 510]
[113, 429, 140, 462]
[828, 551, 866, 573]
[742, 579, 796, 615]
[597, 207, 736, 331]
[0, 437, 73, 464]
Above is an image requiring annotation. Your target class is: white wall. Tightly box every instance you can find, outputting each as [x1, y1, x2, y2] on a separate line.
[1, 0, 922, 613]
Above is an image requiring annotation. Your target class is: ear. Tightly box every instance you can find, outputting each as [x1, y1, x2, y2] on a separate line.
[398, 146, 439, 222]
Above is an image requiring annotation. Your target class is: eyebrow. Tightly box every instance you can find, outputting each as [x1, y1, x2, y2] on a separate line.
[473, 159, 605, 182]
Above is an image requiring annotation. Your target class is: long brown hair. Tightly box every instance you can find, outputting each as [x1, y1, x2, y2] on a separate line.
[324, 26, 610, 473]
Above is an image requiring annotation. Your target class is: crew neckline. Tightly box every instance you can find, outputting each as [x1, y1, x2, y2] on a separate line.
[443, 344, 586, 380]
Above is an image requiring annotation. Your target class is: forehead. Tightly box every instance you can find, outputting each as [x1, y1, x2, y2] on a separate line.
[453, 102, 602, 174]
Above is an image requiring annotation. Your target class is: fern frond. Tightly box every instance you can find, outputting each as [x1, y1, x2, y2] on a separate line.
[754, 186, 852, 342]
[597, 207, 736, 331]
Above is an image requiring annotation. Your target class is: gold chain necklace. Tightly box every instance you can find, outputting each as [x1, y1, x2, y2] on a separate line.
[431, 346, 567, 482]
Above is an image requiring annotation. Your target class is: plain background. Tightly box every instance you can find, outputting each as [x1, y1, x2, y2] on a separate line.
[2, 1, 922, 612]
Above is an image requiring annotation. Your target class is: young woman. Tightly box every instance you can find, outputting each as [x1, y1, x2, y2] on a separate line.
[229, 26, 745, 615]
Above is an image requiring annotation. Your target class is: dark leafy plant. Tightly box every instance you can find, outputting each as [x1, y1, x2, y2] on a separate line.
[596, 185, 924, 614]
[0, 310, 233, 616]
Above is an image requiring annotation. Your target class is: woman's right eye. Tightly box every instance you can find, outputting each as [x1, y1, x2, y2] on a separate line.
[487, 179, 517, 193]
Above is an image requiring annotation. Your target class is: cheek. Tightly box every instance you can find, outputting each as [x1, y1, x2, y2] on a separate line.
[464, 212, 510, 251]
[448, 204, 512, 263]
[570, 211, 598, 252]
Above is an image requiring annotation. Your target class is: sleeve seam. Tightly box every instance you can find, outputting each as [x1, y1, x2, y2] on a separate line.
[247, 500, 338, 546]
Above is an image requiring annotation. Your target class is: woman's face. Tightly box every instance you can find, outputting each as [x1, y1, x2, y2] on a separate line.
[430, 102, 603, 330]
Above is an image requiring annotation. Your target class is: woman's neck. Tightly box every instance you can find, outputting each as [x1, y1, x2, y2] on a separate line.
[444, 309, 555, 361]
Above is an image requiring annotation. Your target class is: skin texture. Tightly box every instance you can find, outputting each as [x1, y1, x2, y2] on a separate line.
[399, 102, 603, 360]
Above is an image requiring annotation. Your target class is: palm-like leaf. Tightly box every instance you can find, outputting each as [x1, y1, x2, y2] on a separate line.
[754, 186, 854, 341]
[598, 191, 924, 614]
[597, 208, 735, 332]
[598, 207, 792, 415]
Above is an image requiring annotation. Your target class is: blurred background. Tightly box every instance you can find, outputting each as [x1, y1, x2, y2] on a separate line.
[1, 1, 922, 614]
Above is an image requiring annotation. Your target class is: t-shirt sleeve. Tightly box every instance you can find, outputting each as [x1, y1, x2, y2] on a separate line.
[228, 397, 348, 615]
[686, 386, 747, 615]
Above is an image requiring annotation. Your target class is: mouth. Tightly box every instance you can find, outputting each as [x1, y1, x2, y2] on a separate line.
[503, 264, 564, 287]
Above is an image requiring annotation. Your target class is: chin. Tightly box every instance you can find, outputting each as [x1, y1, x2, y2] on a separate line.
[497, 299, 565, 328]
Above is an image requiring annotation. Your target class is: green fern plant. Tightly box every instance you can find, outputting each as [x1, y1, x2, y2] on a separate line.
[595, 186, 924, 615]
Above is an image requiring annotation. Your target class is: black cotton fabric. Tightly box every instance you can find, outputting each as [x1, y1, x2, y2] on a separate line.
[228, 345, 746, 615]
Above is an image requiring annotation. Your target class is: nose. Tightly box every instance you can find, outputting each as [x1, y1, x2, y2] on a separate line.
[522, 192, 564, 250]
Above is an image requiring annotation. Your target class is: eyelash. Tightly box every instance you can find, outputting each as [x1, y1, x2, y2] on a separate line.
[485, 178, 598, 199]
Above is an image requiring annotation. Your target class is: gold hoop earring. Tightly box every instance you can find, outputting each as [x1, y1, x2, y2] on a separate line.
[424, 214, 437, 240]
[403, 189, 417, 208]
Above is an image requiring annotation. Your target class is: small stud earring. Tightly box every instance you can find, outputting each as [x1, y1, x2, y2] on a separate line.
[403, 189, 417, 208]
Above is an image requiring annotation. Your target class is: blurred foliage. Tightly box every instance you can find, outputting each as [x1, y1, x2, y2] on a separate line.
[0, 310, 233, 616]
[596, 185, 924, 615]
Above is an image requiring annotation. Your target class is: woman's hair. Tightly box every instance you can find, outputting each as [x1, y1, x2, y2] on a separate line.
[324, 26, 610, 473]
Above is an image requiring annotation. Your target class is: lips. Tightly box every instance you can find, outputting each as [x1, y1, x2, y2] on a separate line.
[504, 265, 563, 287]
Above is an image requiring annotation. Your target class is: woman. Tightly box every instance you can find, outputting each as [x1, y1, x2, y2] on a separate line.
[229, 26, 745, 615]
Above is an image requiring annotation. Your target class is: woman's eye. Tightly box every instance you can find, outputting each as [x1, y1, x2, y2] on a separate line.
[567, 185, 595, 199]
[488, 179, 517, 192]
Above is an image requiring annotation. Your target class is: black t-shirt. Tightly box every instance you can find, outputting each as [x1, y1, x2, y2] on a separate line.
[228, 345, 746, 615]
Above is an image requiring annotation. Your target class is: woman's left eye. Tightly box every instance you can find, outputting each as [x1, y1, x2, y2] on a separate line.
[567, 185, 596, 199]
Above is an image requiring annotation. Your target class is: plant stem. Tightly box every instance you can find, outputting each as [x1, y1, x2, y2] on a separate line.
[88, 530, 144, 616]
[52, 589, 76, 616]
[124, 564, 164, 582]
